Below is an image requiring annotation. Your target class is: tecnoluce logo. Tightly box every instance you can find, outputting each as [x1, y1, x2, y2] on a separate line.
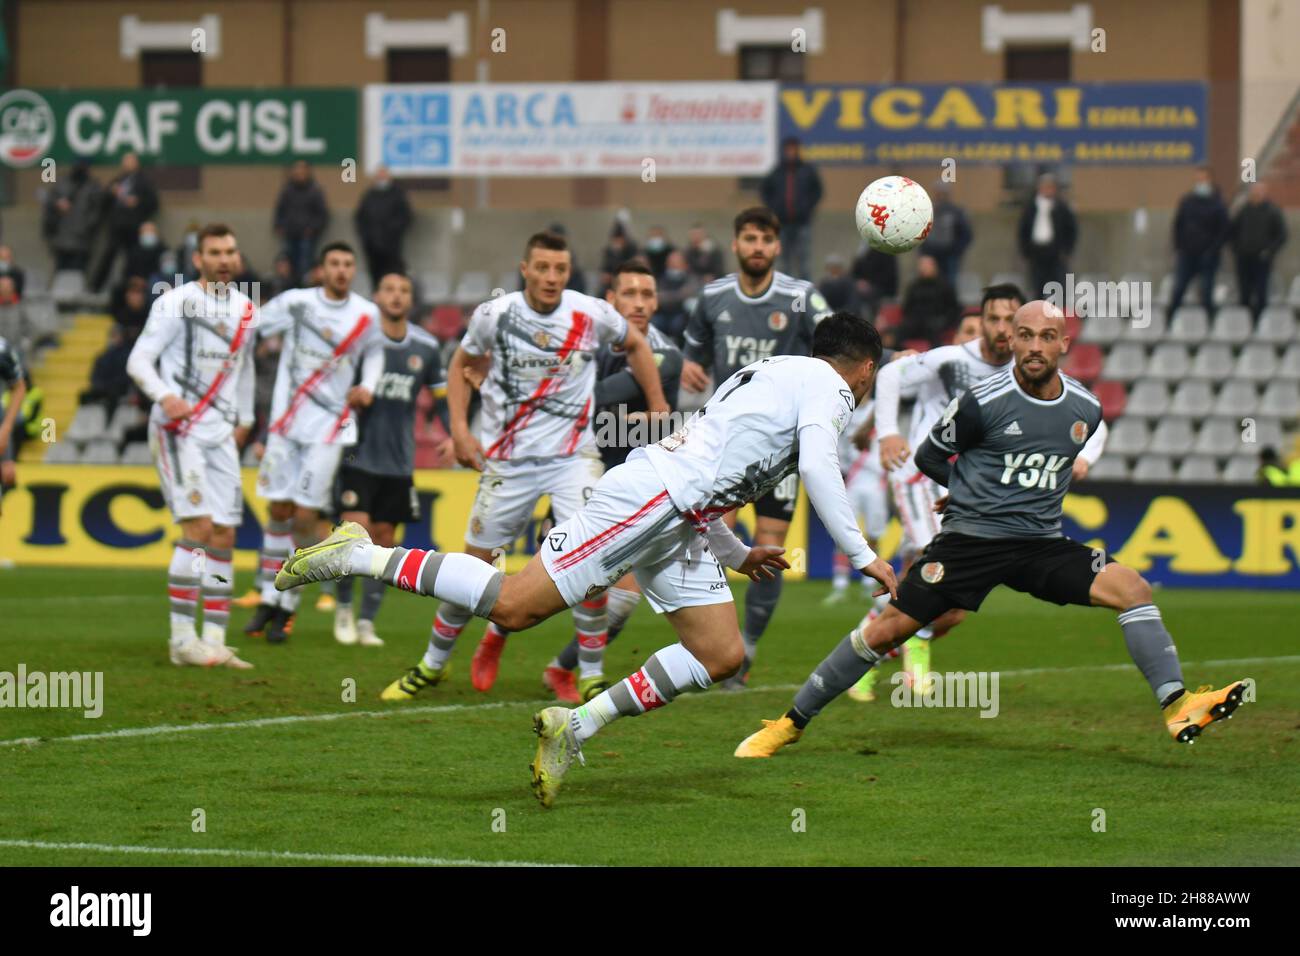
[50, 886, 151, 936]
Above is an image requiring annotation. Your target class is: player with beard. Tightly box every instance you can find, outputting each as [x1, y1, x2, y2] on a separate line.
[680, 207, 831, 688]
[736, 301, 1246, 757]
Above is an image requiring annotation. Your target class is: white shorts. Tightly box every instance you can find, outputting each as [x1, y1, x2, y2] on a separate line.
[889, 462, 945, 557]
[540, 455, 733, 614]
[257, 434, 345, 510]
[466, 451, 605, 550]
[150, 420, 243, 527]
[846, 462, 890, 543]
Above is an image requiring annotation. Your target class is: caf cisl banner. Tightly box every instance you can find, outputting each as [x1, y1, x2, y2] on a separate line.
[807, 482, 1300, 589]
[0, 465, 806, 579]
[364, 82, 778, 177]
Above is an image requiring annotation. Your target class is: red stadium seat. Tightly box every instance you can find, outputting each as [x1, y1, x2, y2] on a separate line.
[429, 305, 466, 341]
[1092, 379, 1128, 421]
[902, 338, 932, 353]
[874, 302, 902, 329]
[1064, 312, 1082, 341]
[1063, 343, 1103, 384]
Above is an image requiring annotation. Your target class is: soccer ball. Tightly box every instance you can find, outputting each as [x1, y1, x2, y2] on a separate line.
[854, 176, 934, 255]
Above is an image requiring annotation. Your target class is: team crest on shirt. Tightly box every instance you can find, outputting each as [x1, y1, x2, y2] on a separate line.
[341, 489, 359, 508]
[1070, 420, 1088, 444]
[768, 311, 789, 332]
[321, 326, 334, 343]
[533, 330, 551, 349]
[921, 562, 945, 584]
[407, 354, 423, 372]
[471, 516, 484, 535]
[188, 490, 203, 506]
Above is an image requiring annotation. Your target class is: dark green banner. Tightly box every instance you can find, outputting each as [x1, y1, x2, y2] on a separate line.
[0, 88, 357, 167]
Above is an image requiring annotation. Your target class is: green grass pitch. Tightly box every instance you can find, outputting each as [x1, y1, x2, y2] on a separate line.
[0, 568, 1296, 866]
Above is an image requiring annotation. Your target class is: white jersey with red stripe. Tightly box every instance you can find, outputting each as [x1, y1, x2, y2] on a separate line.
[126, 281, 259, 446]
[461, 289, 628, 462]
[260, 287, 383, 446]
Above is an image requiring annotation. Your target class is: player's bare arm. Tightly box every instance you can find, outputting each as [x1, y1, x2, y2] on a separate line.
[446, 346, 487, 471]
[620, 323, 669, 416]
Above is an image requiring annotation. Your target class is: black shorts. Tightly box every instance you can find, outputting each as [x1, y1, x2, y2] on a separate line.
[893, 531, 1111, 626]
[336, 465, 419, 525]
[754, 473, 801, 521]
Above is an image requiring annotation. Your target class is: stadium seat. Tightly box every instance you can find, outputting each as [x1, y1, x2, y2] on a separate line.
[66, 404, 107, 442]
[1212, 279, 1235, 307]
[1149, 418, 1197, 455]
[1085, 455, 1129, 481]
[1169, 380, 1215, 418]
[1121, 307, 1166, 345]
[23, 267, 49, 294]
[1101, 342, 1146, 381]
[1063, 312, 1083, 341]
[419, 272, 452, 304]
[1079, 313, 1123, 345]
[1131, 455, 1176, 483]
[1255, 305, 1296, 345]
[429, 304, 466, 341]
[1222, 457, 1263, 484]
[1213, 380, 1258, 417]
[1092, 379, 1128, 420]
[1189, 343, 1234, 380]
[1155, 273, 1174, 307]
[1209, 306, 1253, 345]
[119, 442, 152, 465]
[80, 440, 119, 464]
[1105, 418, 1150, 455]
[1287, 275, 1300, 308]
[1235, 343, 1279, 381]
[1193, 418, 1244, 456]
[44, 442, 79, 464]
[1244, 417, 1286, 453]
[1124, 381, 1170, 418]
[901, 338, 932, 353]
[497, 270, 520, 296]
[1175, 456, 1220, 483]
[875, 302, 902, 329]
[1278, 343, 1300, 381]
[1260, 380, 1300, 419]
[1166, 306, 1210, 344]
[50, 270, 86, 306]
[1145, 343, 1191, 381]
[1062, 343, 1102, 384]
[454, 271, 492, 306]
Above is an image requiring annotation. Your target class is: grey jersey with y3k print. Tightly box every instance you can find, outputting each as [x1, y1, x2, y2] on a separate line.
[347, 324, 444, 477]
[922, 366, 1103, 538]
[683, 271, 831, 384]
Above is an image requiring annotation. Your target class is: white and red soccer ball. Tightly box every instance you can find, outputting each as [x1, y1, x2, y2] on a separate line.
[854, 175, 934, 255]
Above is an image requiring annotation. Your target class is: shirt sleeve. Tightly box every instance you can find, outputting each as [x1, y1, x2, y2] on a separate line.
[593, 298, 629, 346]
[873, 349, 944, 439]
[682, 293, 714, 368]
[460, 301, 497, 357]
[236, 340, 256, 427]
[914, 389, 984, 486]
[796, 376, 875, 568]
[126, 295, 182, 404]
[704, 516, 751, 571]
[356, 319, 385, 393]
[258, 290, 296, 338]
[1079, 417, 1107, 466]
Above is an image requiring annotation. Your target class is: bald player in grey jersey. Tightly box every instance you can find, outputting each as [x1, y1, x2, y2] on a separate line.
[334, 272, 444, 648]
[680, 206, 832, 688]
[737, 300, 1250, 757]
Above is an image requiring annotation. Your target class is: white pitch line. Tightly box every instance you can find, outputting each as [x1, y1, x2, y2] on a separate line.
[0, 839, 577, 868]
[1, 653, 1294, 750]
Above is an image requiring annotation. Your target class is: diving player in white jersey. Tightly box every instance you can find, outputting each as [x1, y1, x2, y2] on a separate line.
[245, 241, 384, 643]
[276, 312, 897, 807]
[126, 224, 258, 669]
[380, 231, 669, 706]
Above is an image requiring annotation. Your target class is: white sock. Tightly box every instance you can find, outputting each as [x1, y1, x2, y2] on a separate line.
[168, 539, 201, 646]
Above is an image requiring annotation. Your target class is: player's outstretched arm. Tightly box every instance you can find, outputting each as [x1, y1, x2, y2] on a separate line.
[704, 518, 791, 581]
[621, 324, 669, 415]
[445, 346, 487, 470]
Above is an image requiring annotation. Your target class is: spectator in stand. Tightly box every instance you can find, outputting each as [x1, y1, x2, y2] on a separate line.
[684, 223, 724, 283]
[0, 245, 26, 297]
[43, 160, 105, 272]
[123, 221, 164, 282]
[1229, 182, 1288, 319]
[354, 166, 412, 287]
[265, 253, 297, 301]
[643, 225, 675, 278]
[173, 221, 202, 284]
[818, 253, 861, 316]
[1168, 166, 1229, 315]
[760, 136, 823, 279]
[78, 324, 136, 422]
[897, 254, 961, 348]
[599, 220, 639, 293]
[112, 276, 151, 341]
[91, 152, 159, 292]
[273, 160, 329, 282]
[652, 249, 698, 346]
[0, 275, 31, 357]
[1017, 173, 1077, 298]
[851, 242, 899, 316]
[919, 182, 973, 287]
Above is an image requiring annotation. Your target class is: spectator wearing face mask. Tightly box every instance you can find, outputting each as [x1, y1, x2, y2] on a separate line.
[652, 249, 699, 346]
[124, 222, 164, 281]
[643, 226, 676, 279]
[1168, 166, 1228, 314]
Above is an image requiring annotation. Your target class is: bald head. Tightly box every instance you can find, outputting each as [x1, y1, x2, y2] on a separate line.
[1011, 299, 1069, 386]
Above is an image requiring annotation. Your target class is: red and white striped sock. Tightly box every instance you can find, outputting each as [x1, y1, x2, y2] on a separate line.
[257, 519, 294, 607]
[423, 603, 473, 670]
[570, 643, 711, 743]
[168, 539, 203, 646]
[573, 593, 608, 679]
[201, 547, 234, 648]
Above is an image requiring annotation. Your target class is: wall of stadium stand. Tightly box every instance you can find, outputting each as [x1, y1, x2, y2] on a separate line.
[5, 204, 1300, 300]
